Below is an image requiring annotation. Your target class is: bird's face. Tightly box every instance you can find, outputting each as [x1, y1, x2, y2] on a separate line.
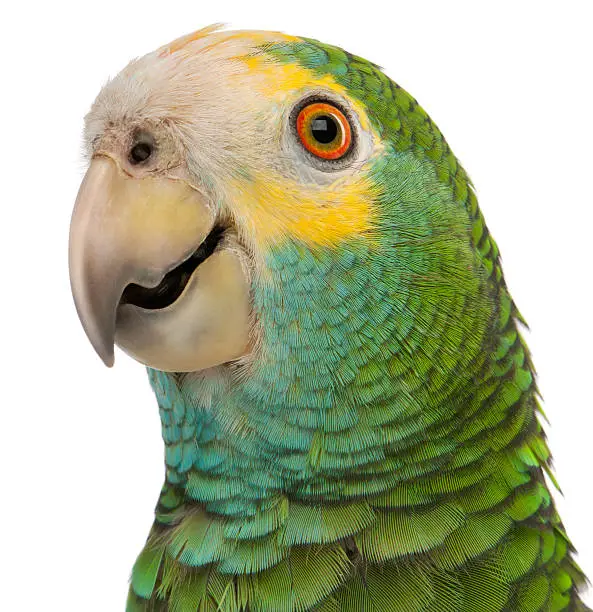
[70, 27, 381, 371]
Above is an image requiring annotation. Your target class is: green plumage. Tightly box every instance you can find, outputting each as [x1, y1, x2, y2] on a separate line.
[127, 37, 589, 611]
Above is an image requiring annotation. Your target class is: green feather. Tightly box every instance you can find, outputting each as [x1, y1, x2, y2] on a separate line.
[131, 544, 165, 600]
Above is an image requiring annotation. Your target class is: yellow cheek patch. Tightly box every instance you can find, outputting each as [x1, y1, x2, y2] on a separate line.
[227, 170, 378, 250]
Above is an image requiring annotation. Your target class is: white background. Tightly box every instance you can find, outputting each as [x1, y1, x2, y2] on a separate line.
[0, 1, 591, 609]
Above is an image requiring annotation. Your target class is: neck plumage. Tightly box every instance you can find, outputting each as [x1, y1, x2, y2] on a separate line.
[151, 209, 530, 518]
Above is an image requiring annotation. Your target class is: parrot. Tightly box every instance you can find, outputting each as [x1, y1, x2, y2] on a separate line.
[69, 25, 590, 612]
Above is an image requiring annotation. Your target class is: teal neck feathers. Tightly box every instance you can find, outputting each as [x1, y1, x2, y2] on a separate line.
[154, 149, 501, 515]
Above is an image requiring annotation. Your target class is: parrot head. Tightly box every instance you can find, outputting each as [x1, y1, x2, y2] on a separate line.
[71, 24, 492, 395]
[70, 26, 382, 372]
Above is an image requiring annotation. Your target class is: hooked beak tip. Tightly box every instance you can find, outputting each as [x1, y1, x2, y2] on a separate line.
[87, 319, 116, 368]
[81, 316, 116, 368]
[102, 351, 115, 368]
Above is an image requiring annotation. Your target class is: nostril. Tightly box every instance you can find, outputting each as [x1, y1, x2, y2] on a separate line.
[129, 141, 153, 164]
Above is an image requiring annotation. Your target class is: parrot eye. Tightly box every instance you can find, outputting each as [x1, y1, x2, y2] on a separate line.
[129, 141, 153, 165]
[295, 102, 352, 160]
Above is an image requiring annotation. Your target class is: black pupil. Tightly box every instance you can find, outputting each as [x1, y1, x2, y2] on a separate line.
[311, 115, 338, 144]
[130, 142, 152, 164]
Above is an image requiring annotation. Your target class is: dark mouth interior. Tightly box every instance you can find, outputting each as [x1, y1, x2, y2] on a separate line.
[120, 225, 225, 310]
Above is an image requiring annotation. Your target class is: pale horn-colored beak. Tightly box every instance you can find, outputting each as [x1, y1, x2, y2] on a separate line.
[69, 155, 214, 366]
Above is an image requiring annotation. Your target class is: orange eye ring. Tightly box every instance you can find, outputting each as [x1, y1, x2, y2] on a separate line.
[296, 102, 352, 160]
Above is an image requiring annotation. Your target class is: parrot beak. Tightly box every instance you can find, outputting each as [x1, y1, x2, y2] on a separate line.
[69, 155, 250, 371]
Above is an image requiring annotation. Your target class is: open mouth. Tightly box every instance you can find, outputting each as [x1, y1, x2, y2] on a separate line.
[120, 225, 225, 310]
